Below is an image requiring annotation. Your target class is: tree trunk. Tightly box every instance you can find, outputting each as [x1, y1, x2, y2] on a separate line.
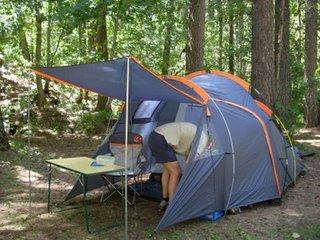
[161, 0, 175, 75]
[44, 0, 52, 94]
[237, 6, 245, 77]
[77, 23, 87, 104]
[186, 0, 206, 73]
[228, 0, 234, 74]
[95, 3, 109, 111]
[96, 4, 108, 60]
[304, 0, 318, 127]
[251, 0, 276, 107]
[79, 23, 87, 59]
[218, 0, 223, 70]
[275, 0, 290, 117]
[18, 15, 31, 62]
[87, 20, 96, 58]
[110, 15, 119, 60]
[34, 0, 45, 108]
[0, 108, 9, 151]
[297, 0, 303, 62]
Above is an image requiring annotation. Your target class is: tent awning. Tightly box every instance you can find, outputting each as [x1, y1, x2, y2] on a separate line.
[32, 57, 208, 105]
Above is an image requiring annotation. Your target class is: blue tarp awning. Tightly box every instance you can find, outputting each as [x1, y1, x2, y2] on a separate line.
[32, 57, 208, 105]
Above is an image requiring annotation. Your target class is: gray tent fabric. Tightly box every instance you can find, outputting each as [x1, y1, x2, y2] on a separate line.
[156, 154, 224, 231]
[33, 57, 206, 104]
[34, 61, 304, 232]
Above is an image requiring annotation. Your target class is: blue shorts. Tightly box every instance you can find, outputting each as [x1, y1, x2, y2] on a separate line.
[148, 131, 177, 164]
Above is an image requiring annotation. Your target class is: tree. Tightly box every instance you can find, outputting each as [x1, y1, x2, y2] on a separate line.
[110, 8, 120, 60]
[275, 0, 290, 117]
[186, 0, 206, 73]
[18, 13, 31, 62]
[95, 3, 109, 111]
[44, 0, 53, 94]
[217, 0, 223, 70]
[228, 0, 234, 74]
[236, 3, 245, 77]
[34, 0, 45, 107]
[161, 0, 175, 75]
[304, 0, 318, 127]
[251, 0, 276, 107]
[0, 108, 9, 151]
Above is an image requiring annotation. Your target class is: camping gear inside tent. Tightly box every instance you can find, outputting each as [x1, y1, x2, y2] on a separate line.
[33, 57, 304, 232]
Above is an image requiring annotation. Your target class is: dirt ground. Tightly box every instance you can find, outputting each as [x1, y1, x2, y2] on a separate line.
[0, 128, 319, 240]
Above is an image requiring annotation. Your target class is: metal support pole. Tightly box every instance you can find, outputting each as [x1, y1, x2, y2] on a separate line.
[124, 57, 130, 240]
[27, 78, 32, 218]
[47, 164, 52, 213]
[209, 97, 235, 214]
[121, 170, 125, 223]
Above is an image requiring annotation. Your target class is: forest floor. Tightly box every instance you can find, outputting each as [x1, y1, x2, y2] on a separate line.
[0, 74, 320, 240]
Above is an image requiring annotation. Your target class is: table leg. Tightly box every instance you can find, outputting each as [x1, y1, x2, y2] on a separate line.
[47, 164, 52, 213]
[120, 171, 125, 222]
[81, 174, 90, 233]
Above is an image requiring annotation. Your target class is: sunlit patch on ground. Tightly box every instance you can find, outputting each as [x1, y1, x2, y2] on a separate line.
[296, 139, 320, 147]
[14, 165, 73, 190]
[283, 208, 303, 217]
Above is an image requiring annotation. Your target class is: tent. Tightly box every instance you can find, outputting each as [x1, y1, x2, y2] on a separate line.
[33, 57, 303, 232]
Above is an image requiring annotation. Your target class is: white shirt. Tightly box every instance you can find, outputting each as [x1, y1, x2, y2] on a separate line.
[155, 122, 208, 156]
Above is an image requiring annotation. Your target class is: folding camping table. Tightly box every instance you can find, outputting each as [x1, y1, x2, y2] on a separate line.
[46, 157, 126, 233]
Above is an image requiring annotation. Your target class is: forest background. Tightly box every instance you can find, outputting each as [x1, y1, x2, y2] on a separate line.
[0, 0, 319, 152]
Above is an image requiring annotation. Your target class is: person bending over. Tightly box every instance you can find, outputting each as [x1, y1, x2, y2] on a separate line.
[148, 122, 208, 210]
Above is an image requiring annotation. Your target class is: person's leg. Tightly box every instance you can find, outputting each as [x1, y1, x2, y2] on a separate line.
[161, 167, 169, 199]
[163, 161, 181, 200]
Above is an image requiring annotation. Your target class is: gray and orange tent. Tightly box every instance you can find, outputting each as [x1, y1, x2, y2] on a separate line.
[33, 57, 303, 232]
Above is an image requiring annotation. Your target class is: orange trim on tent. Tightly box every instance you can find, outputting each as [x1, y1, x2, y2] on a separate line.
[185, 70, 207, 79]
[213, 98, 281, 196]
[31, 69, 104, 96]
[164, 75, 209, 105]
[131, 57, 207, 105]
[255, 100, 273, 117]
[130, 56, 162, 81]
[211, 70, 251, 91]
[32, 57, 208, 106]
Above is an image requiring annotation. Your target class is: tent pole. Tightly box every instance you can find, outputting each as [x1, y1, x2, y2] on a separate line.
[27, 77, 32, 218]
[124, 57, 130, 240]
[273, 114, 297, 184]
[209, 97, 235, 214]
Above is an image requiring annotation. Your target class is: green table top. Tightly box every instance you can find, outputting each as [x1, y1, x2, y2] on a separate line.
[46, 157, 125, 176]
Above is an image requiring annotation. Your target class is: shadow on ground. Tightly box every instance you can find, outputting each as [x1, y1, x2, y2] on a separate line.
[0, 129, 320, 240]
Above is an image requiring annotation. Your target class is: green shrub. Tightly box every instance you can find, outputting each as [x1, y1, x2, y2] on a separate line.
[76, 110, 114, 134]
